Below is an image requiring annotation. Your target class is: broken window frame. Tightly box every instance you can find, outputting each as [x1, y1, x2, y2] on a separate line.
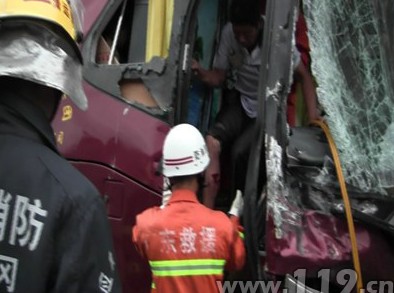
[82, 0, 199, 121]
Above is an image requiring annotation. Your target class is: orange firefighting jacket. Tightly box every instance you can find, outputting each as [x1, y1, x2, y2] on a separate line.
[132, 189, 245, 292]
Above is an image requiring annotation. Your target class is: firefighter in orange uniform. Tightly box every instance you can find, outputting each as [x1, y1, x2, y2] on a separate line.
[132, 123, 245, 292]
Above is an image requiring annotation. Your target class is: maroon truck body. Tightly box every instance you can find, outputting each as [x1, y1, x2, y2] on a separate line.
[53, 79, 167, 292]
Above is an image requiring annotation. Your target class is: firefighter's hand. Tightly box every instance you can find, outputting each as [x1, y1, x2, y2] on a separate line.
[191, 59, 202, 78]
[228, 190, 244, 217]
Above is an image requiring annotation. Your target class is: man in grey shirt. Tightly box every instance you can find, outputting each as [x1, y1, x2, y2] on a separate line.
[192, 0, 319, 209]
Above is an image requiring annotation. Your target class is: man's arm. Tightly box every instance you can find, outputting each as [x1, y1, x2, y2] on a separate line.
[191, 23, 233, 88]
[225, 221, 246, 271]
[294, 61, 320, 123]
[192, 59, 226, 87]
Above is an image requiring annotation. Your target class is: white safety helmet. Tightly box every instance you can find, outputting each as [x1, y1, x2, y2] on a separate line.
[162, 124, 210, 177]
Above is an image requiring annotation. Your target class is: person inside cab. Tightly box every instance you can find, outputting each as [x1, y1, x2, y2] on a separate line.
[192, 0, 320, 209]
[0, 0, 121, 292]
[132, 123, 245, 292]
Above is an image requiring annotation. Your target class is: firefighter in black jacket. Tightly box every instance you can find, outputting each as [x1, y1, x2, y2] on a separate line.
[0, 0, 121, 292]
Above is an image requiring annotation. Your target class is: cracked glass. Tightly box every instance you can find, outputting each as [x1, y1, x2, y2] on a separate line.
[303, 0, 394, 195]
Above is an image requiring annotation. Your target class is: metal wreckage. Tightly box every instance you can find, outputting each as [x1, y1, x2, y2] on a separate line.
[52, 0, 394, 291]
[243, 0, 394, 292]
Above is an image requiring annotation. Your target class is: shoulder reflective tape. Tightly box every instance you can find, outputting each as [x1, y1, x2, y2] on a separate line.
[149, 259, 226, 277]
[151, 282, 156, 289]
[239, 231, 244, 240]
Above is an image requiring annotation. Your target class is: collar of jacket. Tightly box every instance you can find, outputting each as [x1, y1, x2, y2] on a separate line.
[168, 189, 199, 205]
[0, 89, 59, 154]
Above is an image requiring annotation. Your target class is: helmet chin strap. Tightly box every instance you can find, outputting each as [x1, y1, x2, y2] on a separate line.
[197, 173, 207, 193]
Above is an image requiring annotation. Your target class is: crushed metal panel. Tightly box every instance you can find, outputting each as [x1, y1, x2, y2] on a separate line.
[261, 0, 394, 281]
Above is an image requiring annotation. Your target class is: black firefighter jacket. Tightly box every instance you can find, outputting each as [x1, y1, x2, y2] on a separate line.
[0, 91, 121, 293]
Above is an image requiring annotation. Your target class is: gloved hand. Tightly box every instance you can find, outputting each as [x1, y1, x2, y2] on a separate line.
[228, 190, 244, 217]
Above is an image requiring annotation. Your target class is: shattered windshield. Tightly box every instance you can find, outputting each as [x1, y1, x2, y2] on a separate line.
[303, 0, 394, 195]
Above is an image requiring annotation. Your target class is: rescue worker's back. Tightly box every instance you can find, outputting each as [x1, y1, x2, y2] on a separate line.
[133, 189, 244, 292]
[132, 124, 245, 292]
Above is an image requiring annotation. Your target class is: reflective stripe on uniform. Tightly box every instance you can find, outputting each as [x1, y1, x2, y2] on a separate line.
[149, 259, 226, 277]
[238, 231, 244, 240]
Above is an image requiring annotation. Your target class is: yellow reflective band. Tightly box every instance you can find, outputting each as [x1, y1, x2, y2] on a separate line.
[149, 259, 226, 277]
[152, 269, 223, 277]
[151, 282, 156, 289]
[150, 259, 225, 267]
[238, 231, 244, 240]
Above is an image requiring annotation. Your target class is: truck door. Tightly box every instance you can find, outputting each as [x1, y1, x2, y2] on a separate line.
[242, 0, 298, 282]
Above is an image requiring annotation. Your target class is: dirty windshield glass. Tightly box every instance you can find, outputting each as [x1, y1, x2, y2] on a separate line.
[303, 0, 394, 195]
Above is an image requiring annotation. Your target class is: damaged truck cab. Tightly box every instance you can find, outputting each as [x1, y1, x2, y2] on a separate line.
[52, 0, 394, 292]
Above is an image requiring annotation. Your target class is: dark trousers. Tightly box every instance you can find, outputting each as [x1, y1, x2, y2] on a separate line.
[208, 90, 255, 198]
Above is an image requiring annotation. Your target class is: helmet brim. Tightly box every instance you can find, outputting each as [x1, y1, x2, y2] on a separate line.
[0, 22, 87, 110]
